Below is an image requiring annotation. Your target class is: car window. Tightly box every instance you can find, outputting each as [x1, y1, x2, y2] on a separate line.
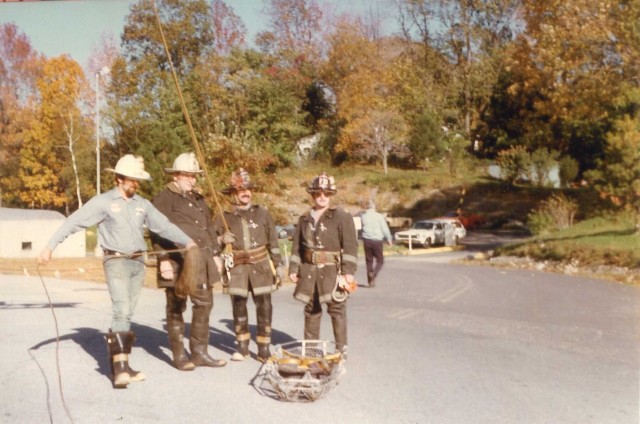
[415, 222, 433, 230]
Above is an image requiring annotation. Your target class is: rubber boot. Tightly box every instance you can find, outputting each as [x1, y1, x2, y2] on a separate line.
[106, 331, 146, 388]
[256, 294, 272, 362]
[328, 301, 348, 359]
[121, 331, 146, 382]
[166, 290, 195, 371]
[231, 295, 250, 361]
[190, 301, 226, 367]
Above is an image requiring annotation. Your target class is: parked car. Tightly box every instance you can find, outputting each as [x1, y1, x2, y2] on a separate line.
[394, 220, 446, 247]
[443, 210, 486, 230]
[436, 218, 467, 244]
[383, 213, 413, 229]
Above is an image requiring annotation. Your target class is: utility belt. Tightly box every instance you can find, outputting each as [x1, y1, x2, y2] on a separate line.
[103, 249, 145, 259]
[232, 246, 268, 266]
[302, 250, 340, 265]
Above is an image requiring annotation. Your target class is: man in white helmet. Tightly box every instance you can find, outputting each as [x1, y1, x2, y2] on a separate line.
[38, 154, 197, 389]
[150, 153, 227, 370]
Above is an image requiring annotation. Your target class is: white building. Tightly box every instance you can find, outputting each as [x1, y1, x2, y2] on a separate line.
[0, 207, 86, 258]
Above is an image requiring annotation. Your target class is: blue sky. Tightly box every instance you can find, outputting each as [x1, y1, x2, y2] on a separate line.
[1, 0, 392, 70]
[0, 0, 270, 68]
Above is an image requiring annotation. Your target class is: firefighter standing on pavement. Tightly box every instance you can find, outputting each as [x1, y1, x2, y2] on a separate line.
[215, 168, 285, 362]
[150, 153, 227, 371]
[288, 173, 358, 356]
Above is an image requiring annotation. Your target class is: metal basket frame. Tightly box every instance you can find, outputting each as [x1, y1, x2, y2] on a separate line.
[261, 340, 346, 402]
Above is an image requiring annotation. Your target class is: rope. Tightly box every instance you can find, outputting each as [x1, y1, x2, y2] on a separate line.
[5, 247, 196, 280]
[150, 0, 229, 234]
[23, 247, 192, 420]
[32, 262, 75, 424]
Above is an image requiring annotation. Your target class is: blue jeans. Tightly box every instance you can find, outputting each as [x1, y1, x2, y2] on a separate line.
[103, 257, 146, 332]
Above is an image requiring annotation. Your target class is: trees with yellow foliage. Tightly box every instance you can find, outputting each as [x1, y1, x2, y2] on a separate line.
[323, 19, 408, 174]
[18, 55, 91, 211]
[0, 23, 43, 207]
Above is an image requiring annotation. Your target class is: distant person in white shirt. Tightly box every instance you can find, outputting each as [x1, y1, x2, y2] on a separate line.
[360, 200, 393, 287]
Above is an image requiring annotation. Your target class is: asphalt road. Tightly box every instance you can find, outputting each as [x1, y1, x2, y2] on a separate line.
[1, 238, 639, 423]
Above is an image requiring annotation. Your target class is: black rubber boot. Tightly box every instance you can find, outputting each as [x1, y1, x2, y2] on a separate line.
[166, 289, 195, 371]
[231, 295, 251, 361]
[106, 331, 137, 388]
[256, 294, 272, 362]
[121, 331, 146, 382]
[190, 301, 226, 368]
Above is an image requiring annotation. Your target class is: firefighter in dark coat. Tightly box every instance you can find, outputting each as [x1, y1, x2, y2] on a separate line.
[215, 168, 285, 362]
[288, 173, 358, 356]
[150, 153, 227, 370]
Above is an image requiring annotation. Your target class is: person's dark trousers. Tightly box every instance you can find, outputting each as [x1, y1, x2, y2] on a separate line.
[363, 238, 384, 285]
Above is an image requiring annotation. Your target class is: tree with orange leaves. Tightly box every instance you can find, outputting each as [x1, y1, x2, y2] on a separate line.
[19, 55, 92, 211]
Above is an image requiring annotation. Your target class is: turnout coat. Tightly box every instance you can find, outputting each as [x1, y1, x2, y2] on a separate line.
[150, 183, 222, 289]
[214, 205, 283, 297]
[290, 206, 358, 304]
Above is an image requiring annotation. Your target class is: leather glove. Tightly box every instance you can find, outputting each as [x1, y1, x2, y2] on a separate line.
[221, 231, 236, 245]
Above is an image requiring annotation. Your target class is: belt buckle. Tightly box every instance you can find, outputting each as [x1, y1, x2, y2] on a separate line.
[314, 251, 326, 268]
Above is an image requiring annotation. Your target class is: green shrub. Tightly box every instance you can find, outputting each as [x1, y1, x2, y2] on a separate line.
[496, 145, 531, 184]
[529, 148, 560, 187]
[527, 193, 577, 235]
[558, 156, 579, 187]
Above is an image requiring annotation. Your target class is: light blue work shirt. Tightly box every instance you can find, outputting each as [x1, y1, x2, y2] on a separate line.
[46, 187, 192, 254]
[360, 208, 392, 242]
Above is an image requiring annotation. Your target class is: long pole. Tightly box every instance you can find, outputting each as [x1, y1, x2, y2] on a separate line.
[95, 72, 101, 196]
[151, 0, 229, 232]
[94, 72, 103, 258]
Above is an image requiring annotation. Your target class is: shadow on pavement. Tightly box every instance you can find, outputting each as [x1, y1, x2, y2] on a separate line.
[30, 327, 112, 382]
[27, 318, 299, 382]
[0, 301, 80, 309]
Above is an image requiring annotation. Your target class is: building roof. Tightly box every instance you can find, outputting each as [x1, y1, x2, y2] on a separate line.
[0, 207, 65, 221]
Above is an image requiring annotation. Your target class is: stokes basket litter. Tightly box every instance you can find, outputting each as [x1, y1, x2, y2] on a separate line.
[262, 340, 346, 402]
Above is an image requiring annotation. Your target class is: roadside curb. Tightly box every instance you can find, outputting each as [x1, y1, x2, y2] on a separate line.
[396, 245, 465, 256]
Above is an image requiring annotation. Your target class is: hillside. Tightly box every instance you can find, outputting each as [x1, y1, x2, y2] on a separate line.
[255, 163, 559, 230]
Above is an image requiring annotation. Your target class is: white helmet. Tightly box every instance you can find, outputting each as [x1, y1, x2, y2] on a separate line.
[164, 152, 203, 174]
[106, 154, 151, 181]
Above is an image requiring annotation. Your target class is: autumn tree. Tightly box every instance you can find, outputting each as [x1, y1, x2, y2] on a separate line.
[256, 0, 335, 133]
[258, 0, 328, 67]
[322, 18, 411, 173]
[106, 0, 218, 194]
[483, 0, 640, 172]
[210, 0, 246, 56]
[395, 0, 520, 141]
[19, 55, 91, 211]
[216, 49, 310, 167]
[0, 23, 43, 206]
